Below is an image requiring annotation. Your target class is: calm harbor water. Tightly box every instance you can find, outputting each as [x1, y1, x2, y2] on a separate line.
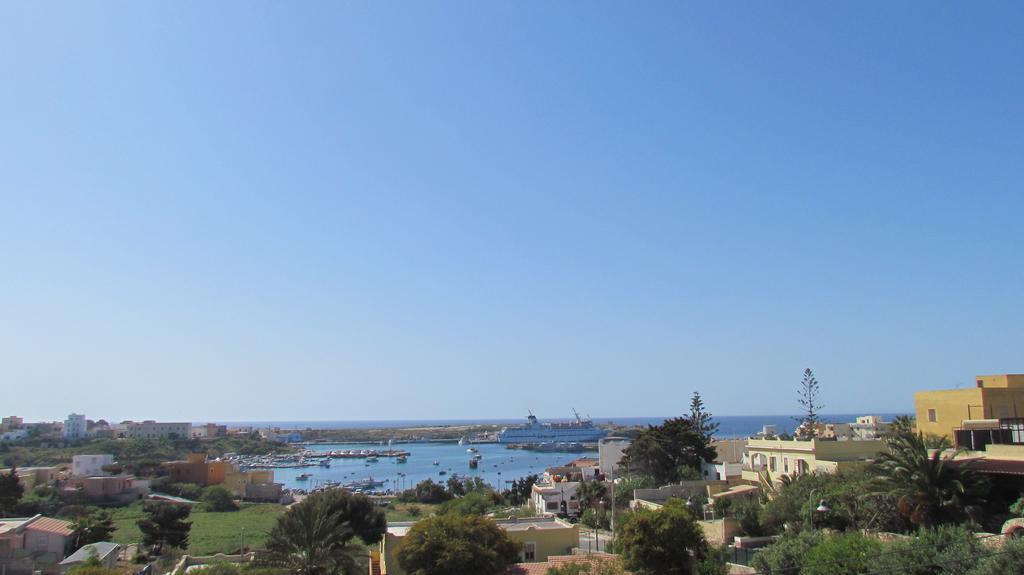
[274, 442, 583, 491]
[270, 411, 909, 490]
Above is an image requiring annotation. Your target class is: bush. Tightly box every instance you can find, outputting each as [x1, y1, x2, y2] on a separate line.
[202, 486, 239, 512]
[872, 525, 984, 575]
[969, 536, 1024, 575]
[160, 482, 203, 500]
[800, 533, 883, 575]
[616, 499, 709, 575]
[396, 514, 520, 575]
[438, 491, 492, 516]
[733, 499, 767, 537]
[749, 530, 823, 575]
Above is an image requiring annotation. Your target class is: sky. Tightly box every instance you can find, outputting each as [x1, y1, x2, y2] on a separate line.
[2, 2, 1023, 423]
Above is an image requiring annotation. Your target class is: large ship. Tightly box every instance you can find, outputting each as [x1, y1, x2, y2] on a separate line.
[497, 410, 607, 444]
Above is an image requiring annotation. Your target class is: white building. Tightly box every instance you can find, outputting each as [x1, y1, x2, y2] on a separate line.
[124, 421, 192, 439]
[849, 415, 892, 440]
[598, 437, 630, 476]
[63, 414, 87, 440]
[700, 439, 746, 481]
[72, 454, 116, 477]
[532, 480, 582, 518]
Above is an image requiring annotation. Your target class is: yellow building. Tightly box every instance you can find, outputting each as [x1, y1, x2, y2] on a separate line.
[915, 374, 1024, 441]
[375, 517, 578, 575]
[742, 438, 885, 485]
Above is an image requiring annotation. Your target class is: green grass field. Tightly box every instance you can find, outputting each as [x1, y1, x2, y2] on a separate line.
[108, 502, 287, 555]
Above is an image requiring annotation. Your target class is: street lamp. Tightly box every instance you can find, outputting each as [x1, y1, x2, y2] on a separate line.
[807, 488, 829, 530]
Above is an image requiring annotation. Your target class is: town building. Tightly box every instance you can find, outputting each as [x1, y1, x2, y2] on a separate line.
[0, 430, 28, 442]
[915, 374, 1024, 448]
[849, 415, 892, 440]
[532, 479, 582, 517]
[71, 454, 115, 478]
[62, 414, 86, 440]
[63, 475, 147, 503]
[59, 542, 121, 574]
[1, 467, 61, 491]
[123, 420, 192, 440]
[374, 517, 578, 575]
[701, 439, 747, 482]
[190, 423, 228, 439]
[0, 515, 75, 575]
[163, 454, 285, 502]
[0, 416, 23, 431]
[597, 437, 630, 476]
[742, 437, 885, 485]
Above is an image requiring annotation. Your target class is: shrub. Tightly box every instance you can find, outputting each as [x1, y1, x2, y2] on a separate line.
[749, 530, 823, 575]
[872, 525, 984, 575]
[800, 533, 883, 575]
[202, 486, 239, 512]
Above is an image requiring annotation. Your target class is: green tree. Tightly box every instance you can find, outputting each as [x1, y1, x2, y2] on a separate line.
[615, 499, 708, 575]
[403, 479, 452, 504]
[504, 475, 538, 506]
[71, 510, 117, 548]
[438, 491, 492, 516]
[0, 467, 24, 516]
[613, 475, 653, 509]
[870, 431, 988, 528]
[688, 391, 719, 454]
[395, 514, 520, 575]
[202, 486, 239, 512]
[265, 490, 385, 575]
[621, 413, 716, 485]
[749, 530, 822, 575]
[576, 481, 608, 513]
[794, 368, 823, 438]
[137, 501, 192, 555]
[800, 533, 883, 575]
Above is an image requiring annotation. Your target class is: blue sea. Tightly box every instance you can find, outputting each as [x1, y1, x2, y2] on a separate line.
[227, 413, 908, 490]
[217, 413, 910, 438]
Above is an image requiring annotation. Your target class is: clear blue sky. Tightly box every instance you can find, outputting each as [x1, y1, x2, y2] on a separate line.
[2, 2, 1022, 423]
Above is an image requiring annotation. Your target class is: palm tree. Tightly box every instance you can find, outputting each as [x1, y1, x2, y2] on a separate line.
[576, 480, 608, 513]
[870, 431, 987, 528]
[265, 491, 385, 575]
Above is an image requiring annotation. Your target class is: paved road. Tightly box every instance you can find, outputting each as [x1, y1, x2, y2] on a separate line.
[578, 529, 612, 553]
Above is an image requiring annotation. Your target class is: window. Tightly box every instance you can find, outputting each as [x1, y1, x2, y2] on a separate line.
[978, 380, 984, 388]
[523, 542, 537, 562]
[546, 501, 559, 511]
[783, 458, 789, 473]
[769, 457, 777, 472]
[928, 409, 937, 423]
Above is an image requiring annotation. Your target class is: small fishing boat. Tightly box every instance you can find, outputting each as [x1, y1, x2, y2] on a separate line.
[296, 473, 312, 481]
[432, 460, 440, 466]
[439, 470, 447, 475]
[469, 459, 479, 469]
[396, 455, 408, 464]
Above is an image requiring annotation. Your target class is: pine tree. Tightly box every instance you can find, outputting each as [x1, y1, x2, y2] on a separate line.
[795, 368, 823, 438]
[688, 391, 720, 445]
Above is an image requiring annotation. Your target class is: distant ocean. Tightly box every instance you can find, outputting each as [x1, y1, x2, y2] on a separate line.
[212, 413, 910, 439]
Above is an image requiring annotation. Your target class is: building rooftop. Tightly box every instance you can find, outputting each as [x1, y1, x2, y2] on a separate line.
[60, 542, 120, 565]
[0, 515, 73, 537]
[386, 516, 574, 537]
